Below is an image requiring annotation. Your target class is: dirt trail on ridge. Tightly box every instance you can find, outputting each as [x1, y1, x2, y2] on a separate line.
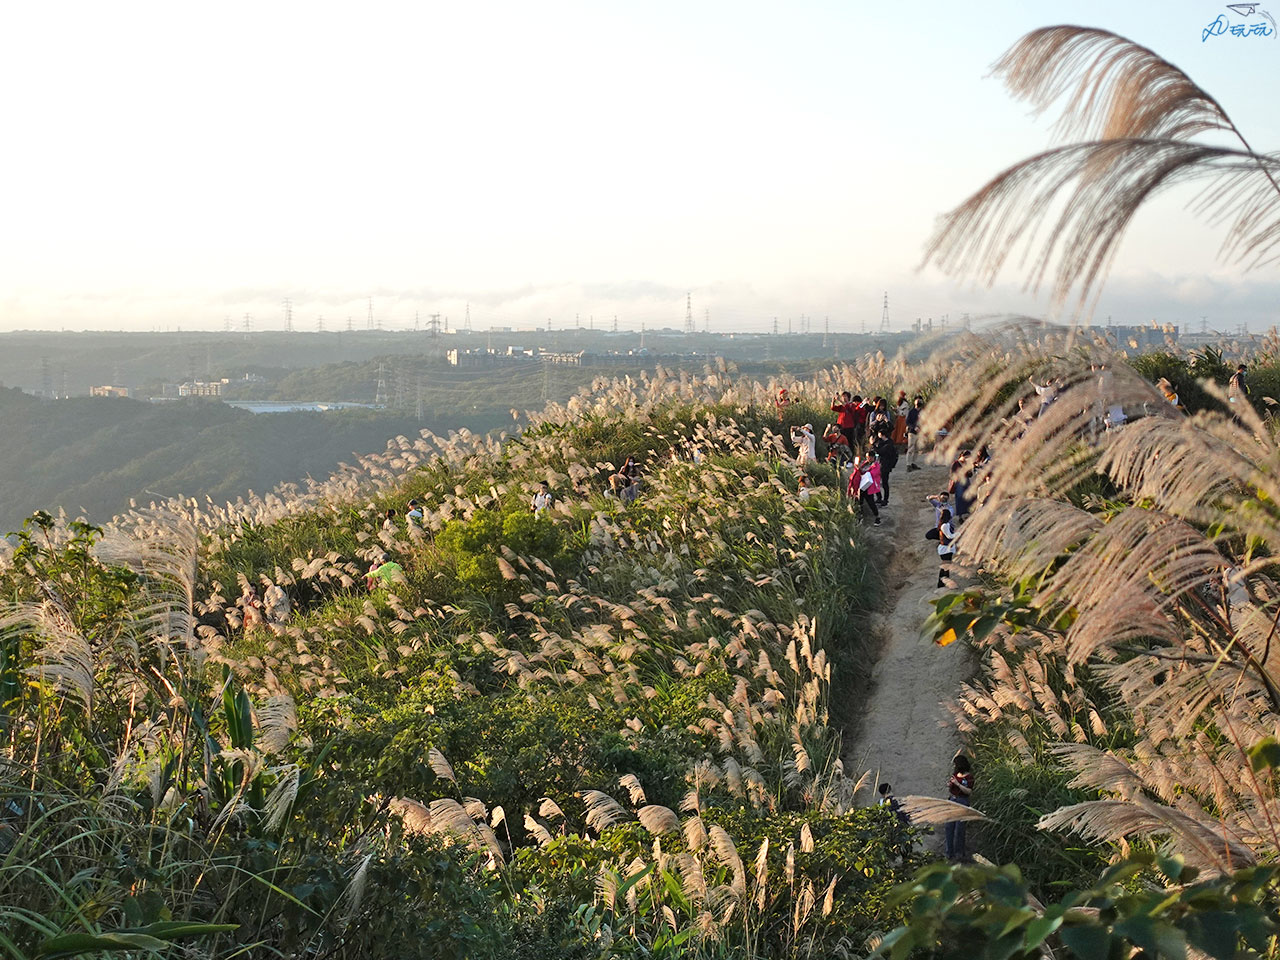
[844, 461, 975, 849]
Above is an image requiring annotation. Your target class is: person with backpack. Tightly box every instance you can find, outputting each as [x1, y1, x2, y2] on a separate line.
[873, 428, 898, 506]
[905, 396, 924, 471]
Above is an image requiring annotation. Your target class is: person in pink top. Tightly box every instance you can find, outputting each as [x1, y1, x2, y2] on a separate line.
[846, 456, 881, 525]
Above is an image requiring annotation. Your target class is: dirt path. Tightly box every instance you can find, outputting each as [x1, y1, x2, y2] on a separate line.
[846, 461, 974, 847]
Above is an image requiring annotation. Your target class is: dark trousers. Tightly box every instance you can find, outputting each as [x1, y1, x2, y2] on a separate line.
[945, 797, 970, 859]
[859, 491, 879, 520]
[877, 467, 893, 504]
[938, 550, 954, 587]
[840, 426, 857, 451]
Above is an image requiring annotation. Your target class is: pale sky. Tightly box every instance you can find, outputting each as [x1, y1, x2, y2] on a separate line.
[2, 1, 1277, 333]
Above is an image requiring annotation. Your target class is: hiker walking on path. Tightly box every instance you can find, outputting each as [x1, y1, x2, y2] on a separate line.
[945, 754, 974, 861]
[892, 392, 910, 448]
[905, 397, 924, 471]
[874, 428, 898, 506]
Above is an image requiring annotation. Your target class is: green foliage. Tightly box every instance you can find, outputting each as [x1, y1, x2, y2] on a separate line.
[876, 856, 1279, 960]
[435, 506, 571, 596]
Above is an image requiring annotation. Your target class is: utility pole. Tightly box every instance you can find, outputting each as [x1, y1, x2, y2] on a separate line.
[283, 298, 293, 332]
[880, 292, 890, 333]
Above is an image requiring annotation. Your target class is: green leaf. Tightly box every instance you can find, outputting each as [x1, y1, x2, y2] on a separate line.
[1182, 910, 1241, 960]
[1023, 913, 1063, 949]
[1246, 735, 1280, 773]
[1060, 922, 1109, 959]
[38, 933, 169, 957]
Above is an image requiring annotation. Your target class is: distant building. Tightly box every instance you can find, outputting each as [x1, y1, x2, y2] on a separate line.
[90, 385, 130, 398]
[178, 379, 228, 397]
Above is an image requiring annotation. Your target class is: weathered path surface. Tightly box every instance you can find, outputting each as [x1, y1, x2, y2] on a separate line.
[845, 461, 974, 847]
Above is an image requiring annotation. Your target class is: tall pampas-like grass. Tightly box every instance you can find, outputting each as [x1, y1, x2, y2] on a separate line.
[920, 328, 1280, 872]
[923, 26, 1280, 315]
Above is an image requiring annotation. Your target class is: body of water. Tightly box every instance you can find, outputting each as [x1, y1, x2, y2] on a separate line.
[226, 401, 385, 414]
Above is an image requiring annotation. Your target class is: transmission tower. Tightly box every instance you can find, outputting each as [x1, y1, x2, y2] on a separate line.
[224, 316, 232, 332]
[880, 292, 890, 333]
[823, 316, 829, 349]
[317, 316, 324, 333]
[243, 314, 252, 339]
[704, 308, 709, 333]
[428, 313, 441, 338]
[772, 317, 779, 336]
[640, 321, 646, 349]
[465, 303, 472, 332]
[374, 362, 389, 405]
[40, 357, 51, 398]
[347, 316, 354, 332]
[415, 375, 424, 420]
[367, 298, 375, 331]
[283, 298, 293, 332]
[685, 293, 694, 334]
[613, 315, 618, 333]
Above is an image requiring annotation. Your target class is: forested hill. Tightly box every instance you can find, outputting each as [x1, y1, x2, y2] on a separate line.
[0, 388, 435, 533]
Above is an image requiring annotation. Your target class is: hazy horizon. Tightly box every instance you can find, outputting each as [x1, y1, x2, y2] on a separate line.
[4, 1, 1277, 333]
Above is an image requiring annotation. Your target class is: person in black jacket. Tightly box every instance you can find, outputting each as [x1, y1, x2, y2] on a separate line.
[873, 427, 899, 506]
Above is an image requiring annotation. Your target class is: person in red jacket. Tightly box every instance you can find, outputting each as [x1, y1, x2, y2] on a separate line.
[831, 391, 858, 450]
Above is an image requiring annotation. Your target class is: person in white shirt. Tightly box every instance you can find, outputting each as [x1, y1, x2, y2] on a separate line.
[937, 508, 956, 588]
[791, 423, 816, 465]
[531, 482, 553, 514]
[797, 476, 812, 502]
[1029, 376, 1057, 418]
[405, 499, 423, 524]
